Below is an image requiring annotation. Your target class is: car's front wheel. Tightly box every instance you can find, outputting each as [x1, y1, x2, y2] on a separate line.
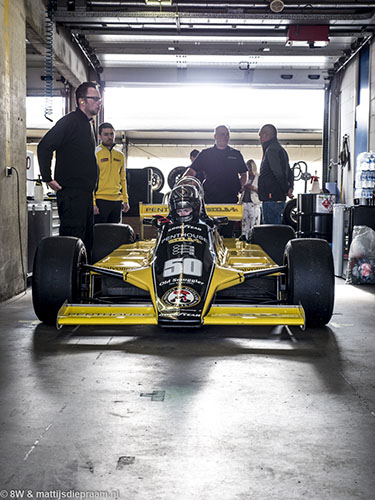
[284, 238, 334, 327]
[32, 236, 87, 325]
[248, 224, 296, 265]
[92, 223, 136, 263]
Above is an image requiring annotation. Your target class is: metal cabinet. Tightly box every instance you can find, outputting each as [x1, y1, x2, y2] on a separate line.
[27, 201, 60, 274]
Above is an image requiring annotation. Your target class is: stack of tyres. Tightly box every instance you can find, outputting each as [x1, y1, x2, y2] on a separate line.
[297, 193, 335, 242]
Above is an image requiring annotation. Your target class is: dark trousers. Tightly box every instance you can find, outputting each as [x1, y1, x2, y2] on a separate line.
[56, 188, 94, 261]
[94, 199, 122, 224]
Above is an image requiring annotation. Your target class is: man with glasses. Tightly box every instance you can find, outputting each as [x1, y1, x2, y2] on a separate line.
[38, 81, 101, 261]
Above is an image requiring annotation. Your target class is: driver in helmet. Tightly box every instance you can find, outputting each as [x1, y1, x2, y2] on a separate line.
[169, 184, 202, 224]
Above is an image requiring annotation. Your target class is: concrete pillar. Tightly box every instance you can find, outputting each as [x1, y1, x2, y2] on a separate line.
[0, 0, 27, 301]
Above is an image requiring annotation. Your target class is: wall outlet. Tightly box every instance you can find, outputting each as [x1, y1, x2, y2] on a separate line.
[6, 167, 12, 176]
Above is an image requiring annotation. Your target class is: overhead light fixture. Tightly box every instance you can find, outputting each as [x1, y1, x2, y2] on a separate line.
[239, 62, 250, 70]
[269, 0, 285, 13]
[145, 0, 172, 5]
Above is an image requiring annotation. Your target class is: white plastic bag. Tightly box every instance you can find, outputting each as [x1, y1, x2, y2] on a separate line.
[346, 225, 375, 284]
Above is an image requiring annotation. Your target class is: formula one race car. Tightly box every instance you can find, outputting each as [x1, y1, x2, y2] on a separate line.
[32, 178, 335, 329]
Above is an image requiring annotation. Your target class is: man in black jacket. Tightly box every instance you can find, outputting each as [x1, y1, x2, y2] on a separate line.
[184, 125, 247, 237]
[258, 124, 294, 224]
[37, 81, 101, 260]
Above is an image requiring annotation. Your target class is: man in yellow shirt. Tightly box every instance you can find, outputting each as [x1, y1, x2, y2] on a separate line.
[94, 122, 130, 223]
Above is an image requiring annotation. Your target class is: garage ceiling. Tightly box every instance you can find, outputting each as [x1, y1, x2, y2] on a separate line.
[47, 0, 375, 88]
[26, 1, 375, 141]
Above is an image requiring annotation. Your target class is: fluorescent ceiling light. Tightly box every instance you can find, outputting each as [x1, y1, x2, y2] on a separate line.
[145, 0, 172, 5]
[101, 53, 330, 68]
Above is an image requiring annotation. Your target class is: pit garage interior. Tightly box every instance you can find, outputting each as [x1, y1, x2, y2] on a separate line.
[1, 1, 375, 498]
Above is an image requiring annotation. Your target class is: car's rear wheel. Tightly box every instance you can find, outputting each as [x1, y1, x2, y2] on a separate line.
[32, 236, 87, 325]
[247, 224, 296, 265]
[284, 238, 334, 328]
[92, 223, 136, 263]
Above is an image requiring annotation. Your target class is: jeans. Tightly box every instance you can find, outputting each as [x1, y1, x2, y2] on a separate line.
[261, 201, 286, 225]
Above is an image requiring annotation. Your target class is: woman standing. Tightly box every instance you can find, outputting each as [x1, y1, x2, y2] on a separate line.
[241, 159, 261, 239]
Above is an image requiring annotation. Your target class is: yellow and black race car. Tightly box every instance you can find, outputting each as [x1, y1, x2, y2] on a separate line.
[32, 179, 334, 330]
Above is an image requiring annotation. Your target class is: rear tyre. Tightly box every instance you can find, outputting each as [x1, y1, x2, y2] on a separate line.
[92, 223, 135, 263]
[168, 166, 188, 189]
[284, 238, 334, 327]
[32, 236, 86, 325]
[145, 167, 164, 192]
[282, 198, 297, 229]
[248, 224, 296, 265]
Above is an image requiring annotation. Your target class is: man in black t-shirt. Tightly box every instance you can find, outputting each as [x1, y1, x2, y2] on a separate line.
[184, 125, 247, 237]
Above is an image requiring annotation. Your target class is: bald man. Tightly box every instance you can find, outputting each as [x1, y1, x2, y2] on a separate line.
[184, 125, 247, 237]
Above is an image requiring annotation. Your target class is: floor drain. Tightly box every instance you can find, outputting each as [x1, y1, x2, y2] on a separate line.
[140, 390, 165, 401]
[117, 456, 135, 469]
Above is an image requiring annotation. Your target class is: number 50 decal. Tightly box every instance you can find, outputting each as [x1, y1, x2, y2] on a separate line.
[163, 258, 203, 277]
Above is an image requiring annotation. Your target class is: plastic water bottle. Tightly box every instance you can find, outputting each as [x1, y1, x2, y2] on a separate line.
[34, 176, 44, 202]
[369, 154, 375, 170]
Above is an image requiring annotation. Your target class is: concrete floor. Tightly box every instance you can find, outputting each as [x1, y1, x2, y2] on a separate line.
[0, 278, 374, 500]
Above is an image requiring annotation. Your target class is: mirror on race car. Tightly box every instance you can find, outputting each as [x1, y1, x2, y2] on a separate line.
[213, 216, 229, 226]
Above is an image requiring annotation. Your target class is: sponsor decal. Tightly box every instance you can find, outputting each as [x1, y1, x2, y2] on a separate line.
[100, 158, 109, 162]
[159, 277, 205, 287]
[162, 286, 201, 308]
[178, 312, 202, 318]
[209, 206, 240, 213]
[144, 205, 168, 213]
[171, 224, 202, 231]
[172, 244, 195, 256]
[68, 312, 151, 318]
[161, 233, 208, 244]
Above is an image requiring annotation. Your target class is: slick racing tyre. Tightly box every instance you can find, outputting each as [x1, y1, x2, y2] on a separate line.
[92, 223, 136, 263]
[248, 224, 296, 265]
[32, 236, 87, 325]
[145, 167, 164, 192]
[284, 238, 334, 328]
[168, 166, 188, 189]
[282, 198, 298, 230]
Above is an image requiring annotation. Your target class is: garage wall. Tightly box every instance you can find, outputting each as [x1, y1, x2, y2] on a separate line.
[337, 58, 357, 205]
[332, 38, 375, 206]
[369, 42, 375, 152]
[126, 144, 322, 195]
[0, 0, 27, 301]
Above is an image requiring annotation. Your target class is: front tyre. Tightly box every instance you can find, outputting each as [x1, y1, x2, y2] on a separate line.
[32, 236, 87, 325]
[284, 238, 334, 328]
[248, 224, 296, 265]
[92, 223, 135, 263]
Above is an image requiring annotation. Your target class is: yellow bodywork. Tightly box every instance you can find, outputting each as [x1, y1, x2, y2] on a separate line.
[139, 202, 243, 221]
[57, 237, 305, 328]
